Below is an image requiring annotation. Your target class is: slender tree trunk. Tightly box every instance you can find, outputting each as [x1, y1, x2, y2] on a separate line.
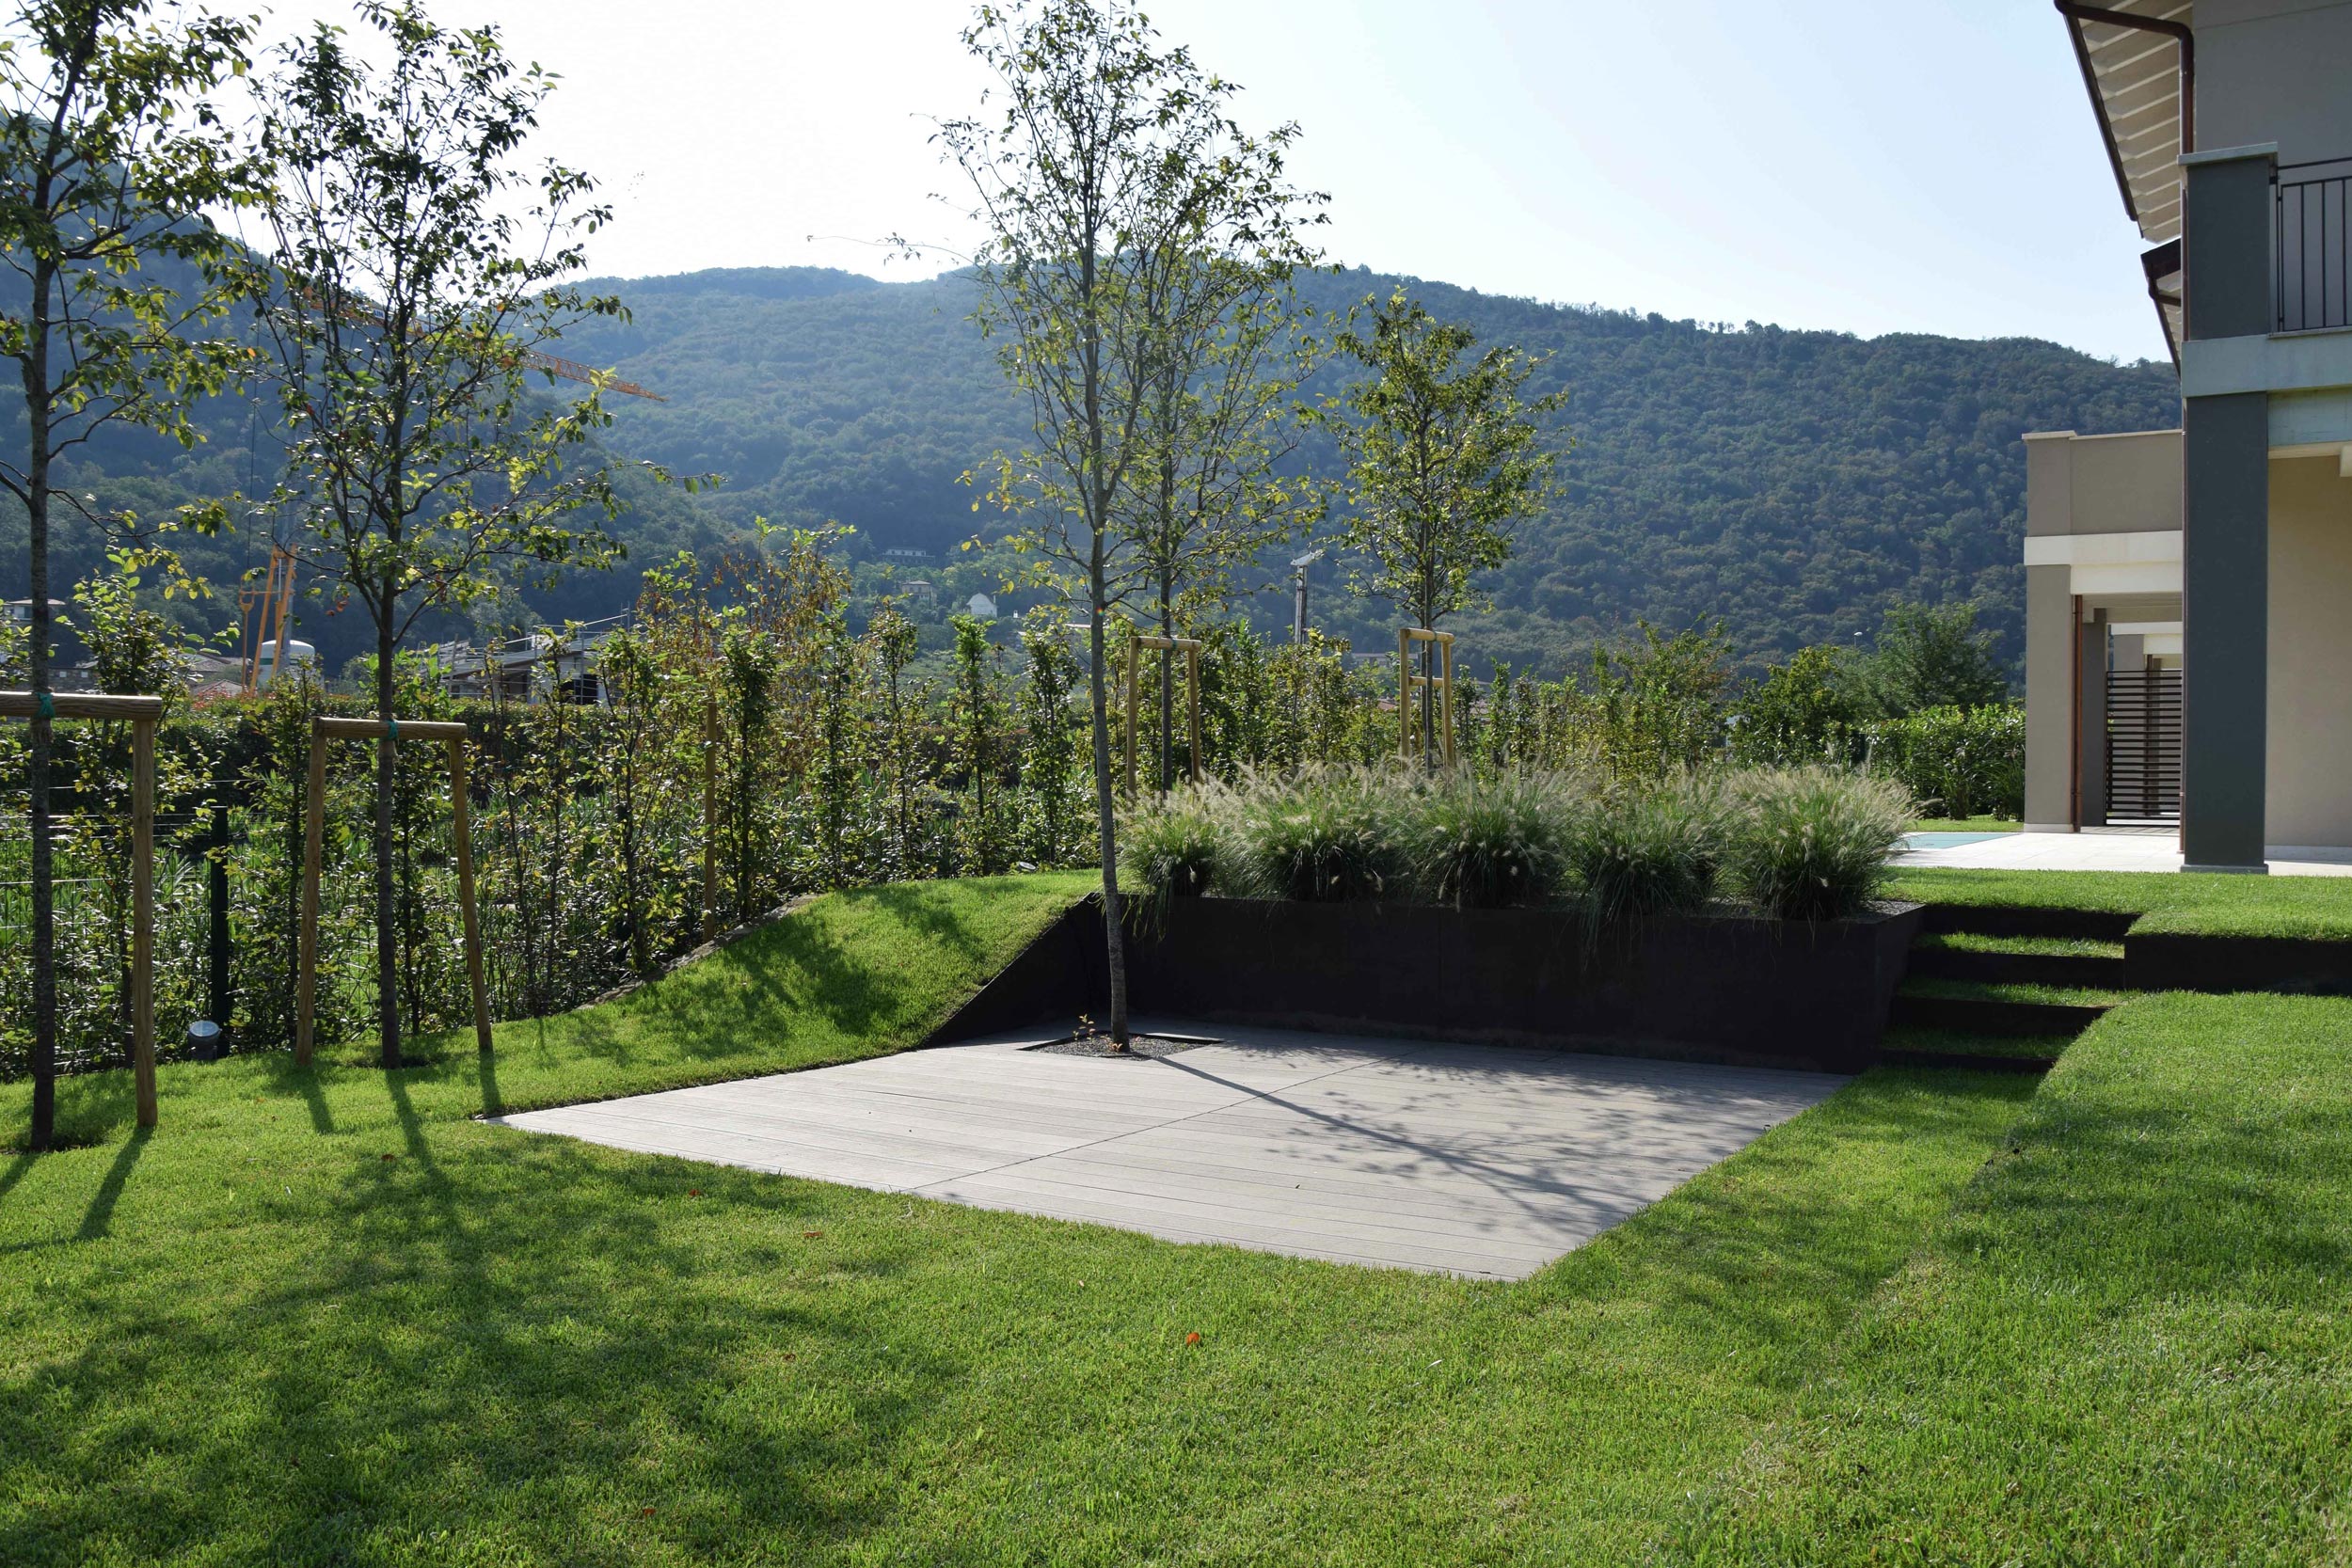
[373, 610, 401, 1069]
[1157, 578, 1176, 793]
[24, 265, 56, 1149]
[1422, 635, 1437, 766]
[1088, 571, 1130, 1049]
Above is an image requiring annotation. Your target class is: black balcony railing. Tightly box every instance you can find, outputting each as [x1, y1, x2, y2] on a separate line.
[2276, 158, 2352, 333]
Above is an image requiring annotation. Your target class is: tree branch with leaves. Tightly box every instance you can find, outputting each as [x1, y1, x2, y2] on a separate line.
[1316, 289, 1568, 763]
[240, 0, 681, 1067]
[929, 0, 1321, 1045]
[1, 0, 257, 1149]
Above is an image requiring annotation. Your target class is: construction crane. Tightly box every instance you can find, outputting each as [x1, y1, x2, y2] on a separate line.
[232, 297, 664, 687]
[526, 350, 663, 402]
[237, 544, 299, 697]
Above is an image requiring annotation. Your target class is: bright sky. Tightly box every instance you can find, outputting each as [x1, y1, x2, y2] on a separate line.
[263, 0, 2167, 363]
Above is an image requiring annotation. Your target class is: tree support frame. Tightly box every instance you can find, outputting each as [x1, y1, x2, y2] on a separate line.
[296, 716, 491, 1064]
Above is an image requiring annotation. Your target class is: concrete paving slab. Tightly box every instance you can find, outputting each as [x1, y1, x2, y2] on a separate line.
[1896, 828, 2352, 877]
[492, 1019, 1843, 1279]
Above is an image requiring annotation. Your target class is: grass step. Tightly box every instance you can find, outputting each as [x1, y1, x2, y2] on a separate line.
[1890, 977, 2115, 1038]
[1917, 903, 2137, 942]
[1907, 932, 2127, 990]
[1876, 1024, 2068, 1074]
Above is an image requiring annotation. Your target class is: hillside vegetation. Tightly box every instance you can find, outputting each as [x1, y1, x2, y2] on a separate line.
[4, 262, 2179, 675]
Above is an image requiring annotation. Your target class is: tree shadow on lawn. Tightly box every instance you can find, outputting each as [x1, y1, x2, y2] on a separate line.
[0, 1114, 946, 1564]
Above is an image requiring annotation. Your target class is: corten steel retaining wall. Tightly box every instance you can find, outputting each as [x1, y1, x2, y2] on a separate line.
[929, 895, 1924, 1074]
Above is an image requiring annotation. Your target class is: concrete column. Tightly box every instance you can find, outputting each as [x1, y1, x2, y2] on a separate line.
[2023, 568, 2077, 830]
[2179, 146, 2275, 872]
[2076, 610, 2108, 828]
[2181, 393, 2269, 868]
[2022, 433, 2077, 832]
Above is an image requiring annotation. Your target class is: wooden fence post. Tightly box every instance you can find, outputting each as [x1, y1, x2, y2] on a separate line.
[295, 717, 327, 1066]
[131, 716, 156, 1129]
[446, 736, 493, 1054]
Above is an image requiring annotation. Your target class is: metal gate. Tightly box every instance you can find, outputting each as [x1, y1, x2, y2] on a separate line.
[2106, 665, 2182, 825]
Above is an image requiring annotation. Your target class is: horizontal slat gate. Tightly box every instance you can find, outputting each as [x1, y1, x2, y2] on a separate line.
[2106, 665, 2182, 825]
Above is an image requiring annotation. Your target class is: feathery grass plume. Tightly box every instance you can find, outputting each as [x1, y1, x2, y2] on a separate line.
[1568, 774, 1724, 934]
[1117, 783, 1232, 932]
[1728, 766, 1912, 921]
[1410, 769, 1581, 910]
[1231, 766, 1412, 902]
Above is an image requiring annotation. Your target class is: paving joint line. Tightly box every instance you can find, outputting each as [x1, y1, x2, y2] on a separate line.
[903, 1045, 1417, 1196]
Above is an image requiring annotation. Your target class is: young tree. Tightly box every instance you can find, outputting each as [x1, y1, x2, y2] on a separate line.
[245, 1, 662, 1066]
[1123, 251, 1323, 791]
[1, 0, 255, 1149]
[934, 0, 1315, 1046]
[1320, 290, 1567, 763]
[1857, 600, 2010, 718]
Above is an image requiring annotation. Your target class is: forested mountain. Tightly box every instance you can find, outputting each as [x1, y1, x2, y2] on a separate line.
[563, 262, 2179, 675]
[5, 261, 2179, 676]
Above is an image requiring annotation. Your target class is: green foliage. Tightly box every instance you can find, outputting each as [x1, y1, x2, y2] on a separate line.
[1867, 703, 2024, 820]
[1016, 609, 1087, 867]
[1318, 289, 1567, 636]
[946, 613, 1011, 876]
[1730, 643, 1867, 767]
[1409, 769, 1577, 910]
[1117, 784, 1231, 934]
[1229, 767, 1411, 903]
[1584, 622, 1733, 779]
[1854, 600, 2010, 717]
[1728, 766, 1912, 922]
[1567, 776, 1725, 933]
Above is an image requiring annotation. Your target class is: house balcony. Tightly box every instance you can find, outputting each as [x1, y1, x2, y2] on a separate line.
[2276, 157, 2352, 335]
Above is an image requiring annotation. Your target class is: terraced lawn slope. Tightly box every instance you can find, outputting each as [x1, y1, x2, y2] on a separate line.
[1683, 991, 2352, 1563]
[3, 876, 2344, 1562]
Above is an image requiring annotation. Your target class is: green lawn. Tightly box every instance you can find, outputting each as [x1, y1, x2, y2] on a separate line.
[1911, 930, 2124, 959]
[1891, 864, 2352, 939]
[1906, 815, 2020, 834]
[3, 877, 2345, 1561]
[1682, 992, 2352, 1562]
[1898, 975, 2124, 1008]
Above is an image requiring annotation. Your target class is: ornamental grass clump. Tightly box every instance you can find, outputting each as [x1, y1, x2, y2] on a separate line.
[1568, 775, 1725, 932]
[1119, 786, 1231, 910]
[1728, 766, 1911, 921]
[1232, 768, 1411, 902]
[1410, 771, 1579, 910]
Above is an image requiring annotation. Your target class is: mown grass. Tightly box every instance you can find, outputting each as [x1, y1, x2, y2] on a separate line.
[5, 877, 2344, 1561]
[1898, 975, 2125, 1008]
[1892, 864, 2352, 939]
[1912, 930, 2124, 959]
[1877, 1025, 2074, 1063]
[4, 873, 1097, 1151]
[1905, 816, 2019, 834]
[1679, 991, 2352, 1563]
[0, 872, 2039, 1564]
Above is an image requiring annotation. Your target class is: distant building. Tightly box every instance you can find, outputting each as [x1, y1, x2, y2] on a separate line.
[883, 546, 931, 561]
[966, 593, 998, 621]
[902, 580, 937, 605]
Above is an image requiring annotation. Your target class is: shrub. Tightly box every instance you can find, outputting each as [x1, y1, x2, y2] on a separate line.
[1410, 770, 1579, 910]
[1866, 703, 2023, 820]
[1230, 768, 1410, 903]
[1565, 775, 1724, 930]
[1728, 767, 1912, 922]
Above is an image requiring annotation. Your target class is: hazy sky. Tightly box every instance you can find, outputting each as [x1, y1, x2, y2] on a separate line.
[266, 0, 2167, 363]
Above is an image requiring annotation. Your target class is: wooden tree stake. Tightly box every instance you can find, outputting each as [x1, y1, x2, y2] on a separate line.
[446, 736, 493, 1053]
[1, 692, 166, 1127]
[131, 716, 157, 1128]
[297, 716, 483, 1066]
